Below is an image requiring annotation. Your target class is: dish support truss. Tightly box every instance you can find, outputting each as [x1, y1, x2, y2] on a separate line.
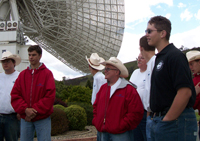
[17, 0, 125, 73]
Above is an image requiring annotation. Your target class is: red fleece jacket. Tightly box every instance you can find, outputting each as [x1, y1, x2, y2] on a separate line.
[11, 63, 55, 121]
[193, 74, 200, 115]
[92, 78, 144, 134]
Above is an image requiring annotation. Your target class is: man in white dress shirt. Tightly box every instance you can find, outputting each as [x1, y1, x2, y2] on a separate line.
[129, 53, 147, 141]
[86, 53, 107, 105]
[139, 35, 155, 141]
[0, 51, 21, 141]
[86, 53, 107, 141]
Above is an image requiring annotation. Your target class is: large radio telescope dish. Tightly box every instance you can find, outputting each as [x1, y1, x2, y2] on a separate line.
[17, 0, 125, 73]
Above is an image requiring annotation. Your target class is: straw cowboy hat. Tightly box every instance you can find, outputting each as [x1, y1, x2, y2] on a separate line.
[186, 50, 200, 62]
[101, 57, 129, 78]
[0, 51, 21, 66]
[86, 53, 105, 70]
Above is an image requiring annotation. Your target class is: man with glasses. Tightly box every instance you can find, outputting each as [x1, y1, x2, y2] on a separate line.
[0, 51, 21, 141]
[92, 57, 144, 141]
[146, 16, 197, 140]
[129, 53, 147, 141]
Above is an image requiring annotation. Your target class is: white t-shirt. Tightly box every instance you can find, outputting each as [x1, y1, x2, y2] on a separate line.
[0, 71, 20, 114]
[92, 72, 107, 105]
[129, 69, 147, 110]
[145, 55, 156, 112]
[110, 77, 122, 98]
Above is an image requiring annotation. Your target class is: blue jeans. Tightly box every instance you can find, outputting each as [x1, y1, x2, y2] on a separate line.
[98, 131, 131, 141]
[151, 108, 197, 141]
[97, 131, 101, 141]
[146, 115, 152, 141]
[0, 113, 20, 141]
[130, 110, 147, 141]
[20, 117, 51, 141]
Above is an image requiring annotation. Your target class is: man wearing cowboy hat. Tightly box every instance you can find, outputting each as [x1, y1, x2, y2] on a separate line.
[92, 57, 144, 141]
[186, 50, 200, 139]
[0, 51, 21, 141]
[86, 53, 106, 105]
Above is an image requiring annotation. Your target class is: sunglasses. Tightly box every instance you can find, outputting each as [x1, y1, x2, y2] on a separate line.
[145, 29, 162, 34]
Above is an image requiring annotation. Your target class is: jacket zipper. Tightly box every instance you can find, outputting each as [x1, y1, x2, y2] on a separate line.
[103, 85, 109, 131]
[30, 69, 34, 107]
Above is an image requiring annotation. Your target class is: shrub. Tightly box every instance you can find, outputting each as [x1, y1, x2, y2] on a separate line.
[51, 107, 69, 136]
[54, 98, 67, 107]
[64, 105, 87, 130]
[53, 104, 66, 111]
[67, 86, 92, 104]
[68, 102, 93, 125]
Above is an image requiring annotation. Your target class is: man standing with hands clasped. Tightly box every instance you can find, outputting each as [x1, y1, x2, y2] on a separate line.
[93, 57, 144, 141]
[11, 45, 56, 141]
[146, 16, 197, 140]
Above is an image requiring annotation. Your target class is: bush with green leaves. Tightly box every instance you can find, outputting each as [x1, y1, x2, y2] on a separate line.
[67, 86, 92, 104]
[68, 102, 93, 125]
[51, 107, 69, 136]
[53, 104, 66, 111]
[54, 98, 67, 107]
[64, 105, 87, 130]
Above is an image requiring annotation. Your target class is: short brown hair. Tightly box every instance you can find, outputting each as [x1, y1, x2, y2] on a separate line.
[28, 45, 42, 55]
[148, 16, 171, 40]
[140, 36, 155, 51]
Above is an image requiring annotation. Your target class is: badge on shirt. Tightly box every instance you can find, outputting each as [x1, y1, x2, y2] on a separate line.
[156, 60, 164, 71]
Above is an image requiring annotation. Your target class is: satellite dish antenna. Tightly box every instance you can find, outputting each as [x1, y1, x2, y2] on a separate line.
[0, 0, 125, 74]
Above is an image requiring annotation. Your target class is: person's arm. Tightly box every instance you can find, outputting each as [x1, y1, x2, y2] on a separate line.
[163, 87, 191, 121]
[11, 74, 28, 115]
[120, 85, 144, 130]
[195, 82, 200, 95]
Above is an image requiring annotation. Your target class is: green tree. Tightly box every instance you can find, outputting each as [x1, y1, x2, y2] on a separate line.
[68, 86, 92, 104]
[85, 80, 92, 89]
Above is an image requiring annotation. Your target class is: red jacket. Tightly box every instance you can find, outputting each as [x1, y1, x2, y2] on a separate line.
[11, 63, 55, 121]
[193, 73, 200, 115]
[92, 78, 144, 134]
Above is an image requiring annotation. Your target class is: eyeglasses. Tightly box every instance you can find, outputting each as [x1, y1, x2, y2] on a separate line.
[104, 67, 118, 72]
[145, 29, 162, 34]
[136, 57, 144, 61]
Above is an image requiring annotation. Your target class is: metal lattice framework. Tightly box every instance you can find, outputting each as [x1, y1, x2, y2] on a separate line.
[17, 0, 125, 73]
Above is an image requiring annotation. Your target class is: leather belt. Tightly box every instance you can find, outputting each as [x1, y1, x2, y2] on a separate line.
[0, 113, 17, 116]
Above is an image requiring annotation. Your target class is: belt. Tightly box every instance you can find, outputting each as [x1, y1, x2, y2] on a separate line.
[150, 110, 168, 118]
[0, 113, 17, 116]
[154, 110, 167, 116]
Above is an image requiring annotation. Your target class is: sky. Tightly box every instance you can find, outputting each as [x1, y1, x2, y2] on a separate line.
[28, 0, 200, 81]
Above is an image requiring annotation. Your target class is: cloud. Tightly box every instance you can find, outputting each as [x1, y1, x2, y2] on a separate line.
[156, 5, 162, 9]
[171, 25, 200, 48]
[165, 13, 171, 19]
[40, 50, 84, 81]
[180, 9, 193, 21]
[124, 0, 173, 25]
[117, 32, 144, 63]
[195, 9, 200, 20]
[178, 3, 187, 8]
